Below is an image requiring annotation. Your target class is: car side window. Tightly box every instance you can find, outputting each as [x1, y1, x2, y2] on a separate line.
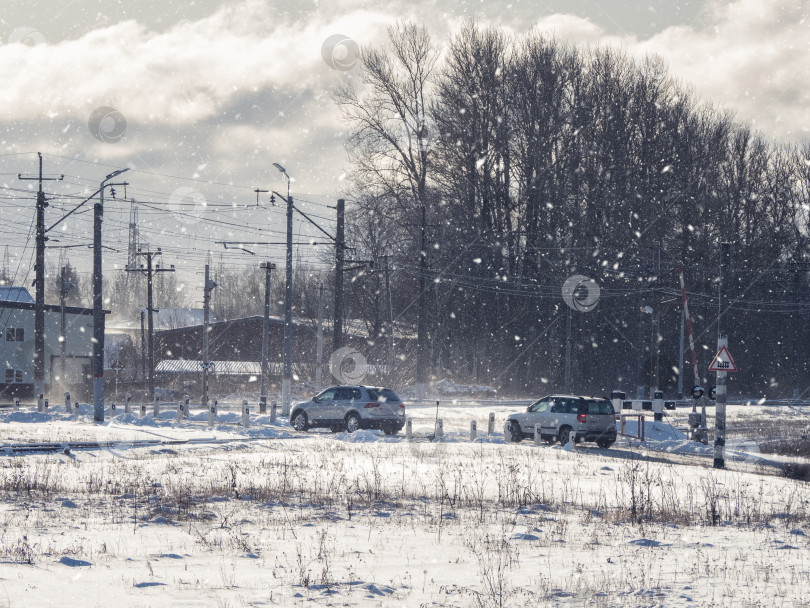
[535, 401, 549, 413]
[528, 399, 548, 413]
[335, 387, 362, 401]
[550, 399, 563, 413]
[316, 388, 336, 402]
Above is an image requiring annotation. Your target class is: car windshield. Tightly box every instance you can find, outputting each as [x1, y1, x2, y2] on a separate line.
[584, 399, 613, 415]
[367, 388, 400, 403]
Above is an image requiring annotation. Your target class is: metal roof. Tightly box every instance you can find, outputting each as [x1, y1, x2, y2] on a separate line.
[0, 287, 34, 304]
[155, 360, 282, 375]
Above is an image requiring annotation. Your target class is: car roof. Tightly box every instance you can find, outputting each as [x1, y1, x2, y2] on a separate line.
[544, 394, 607, 400]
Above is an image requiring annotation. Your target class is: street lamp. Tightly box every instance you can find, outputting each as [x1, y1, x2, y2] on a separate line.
[93, 167, 129, 422]
[274, 162, 294, 416]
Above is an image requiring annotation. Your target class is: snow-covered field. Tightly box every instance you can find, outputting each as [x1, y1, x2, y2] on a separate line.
[1, 400, 810, 607]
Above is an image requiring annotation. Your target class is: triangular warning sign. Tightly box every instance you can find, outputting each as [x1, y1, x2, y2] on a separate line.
[709, 345, 737, 372]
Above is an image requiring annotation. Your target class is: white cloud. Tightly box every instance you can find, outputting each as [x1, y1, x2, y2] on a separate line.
[637, 0, 810, 138]
[0, 0, 393, 125]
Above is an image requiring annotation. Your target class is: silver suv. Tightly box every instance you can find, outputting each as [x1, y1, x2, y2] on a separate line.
[290, 385, 406, 435]
[505, 395, 617, 448]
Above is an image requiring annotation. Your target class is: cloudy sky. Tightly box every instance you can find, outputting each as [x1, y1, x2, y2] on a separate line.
[0, 0, 808, 295]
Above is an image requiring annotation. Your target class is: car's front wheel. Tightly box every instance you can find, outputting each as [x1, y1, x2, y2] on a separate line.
[507, 420, 522, 443]
[383, 426, 400, 436]
[345, 413, 361, 433]
[291, 411, 308, 432]
[558, 426, 573, 446]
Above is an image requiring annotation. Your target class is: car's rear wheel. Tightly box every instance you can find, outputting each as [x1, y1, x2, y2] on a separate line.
[291, 411, 308, 432]
[383, 426, 399, 436]
[345, 413, 361, 433]
[597, 438, 614, 449]
[507, 420, 522, 443]
[558, 426, 573, 446]
[544, 435, 556, 445]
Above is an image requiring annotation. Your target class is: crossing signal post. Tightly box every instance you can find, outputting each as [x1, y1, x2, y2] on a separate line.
[713, 242, 732, 469]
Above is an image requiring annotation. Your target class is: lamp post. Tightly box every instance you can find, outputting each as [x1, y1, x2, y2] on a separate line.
[273, 162, 294, 416]
[94, 167, 129, 422]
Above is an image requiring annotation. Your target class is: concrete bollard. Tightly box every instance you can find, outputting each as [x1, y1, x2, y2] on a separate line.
[44, 398, 49, 411]
[241, 399, 250, 427]
[110, 401, 116, 415]
[183, 395, 190, 419]
[14, 398, 20, 411]
[434, 418, 444, 439]
[259, 396, 267, 414]
[488, 412, 495, 435]
[153, 396, 160, 418]
[125, 392, 132, 414]
[470, 419, 477, 442]
[270, 401, 277, 423]
[208, 398, 217, 427]
[140, 400, 146, 417]
[503, 420, 512, 443]
[405, 417, 413, 440]
[64, 392, 72, 416]
[37, 393, 44, 412]
[176, 400, 184, 423]
[653, 391, 664, 422]
[534, 424, 543, 446]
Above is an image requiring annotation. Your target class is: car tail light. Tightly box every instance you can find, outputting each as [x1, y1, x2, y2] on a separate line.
[364, 402, 380, 408]
[399, 403, 406, 408]
[577, 413, 586, 424]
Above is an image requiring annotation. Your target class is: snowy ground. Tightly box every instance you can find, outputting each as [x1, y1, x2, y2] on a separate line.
[1, 400, 810, 607]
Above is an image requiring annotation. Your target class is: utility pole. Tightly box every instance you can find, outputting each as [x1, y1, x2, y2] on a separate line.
[564, 306, 572, 393]
[315, 282, 324, 391]
[127, 248, 174, 403]
[384, 254, 394, 374]
[416, 205, 429, 402]
[636, 284, 646, 400]
[17, 153, 63, 401]
[59, 266, 75, 390]
[272, 163, 294, 416]
[678, 308, 685, 399]
[260, 261, 275, 407]
[714, 242, 731, 469]
[652, 241, 661, 398]
[679, 264, 701, 389]
[790, 261, 802, 400]
[93, 168, 129, 421]
[334, 198, 345, 352]
[140, 309, 146, 382]
[202, 264, 217, 412]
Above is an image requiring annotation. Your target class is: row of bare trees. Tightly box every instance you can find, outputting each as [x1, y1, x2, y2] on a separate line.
[334, 22, 810, 397]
